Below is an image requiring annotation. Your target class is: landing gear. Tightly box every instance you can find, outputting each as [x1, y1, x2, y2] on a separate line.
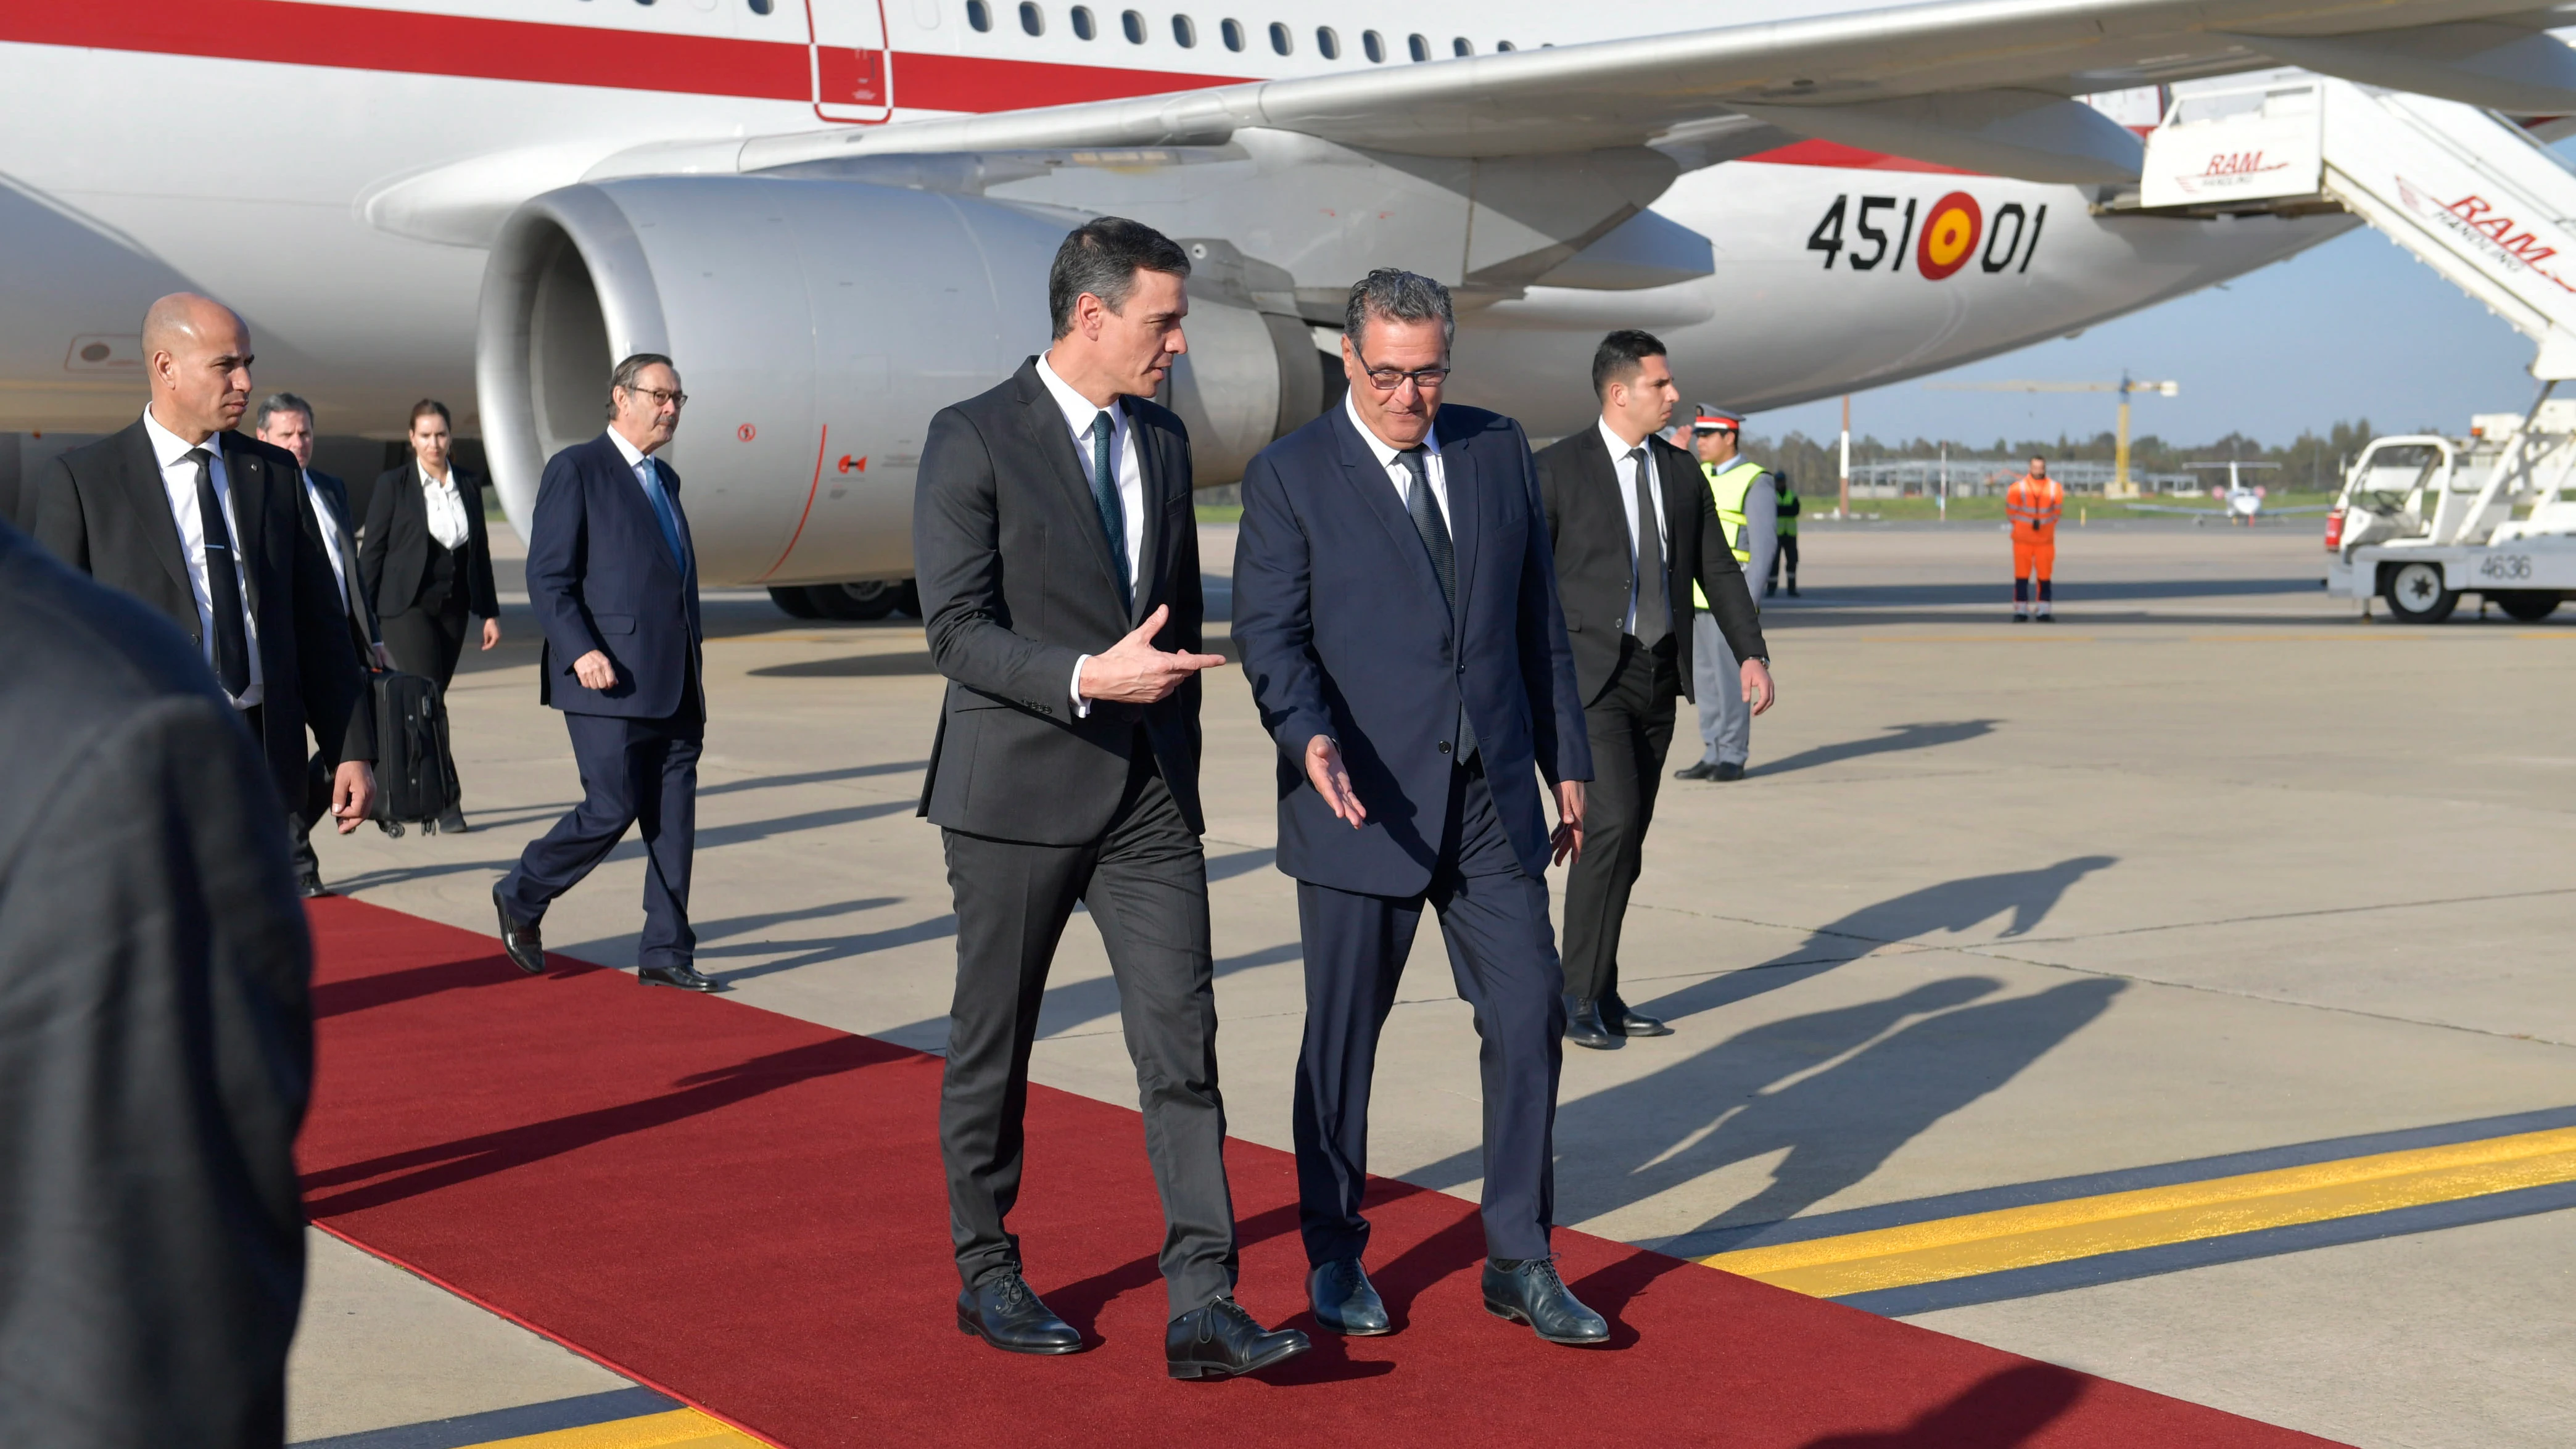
[809, 580, 899, 621]
[2495, 590, 2562, 622]
[2382, 561, 2458, 624]
[768, 586, 823, 619]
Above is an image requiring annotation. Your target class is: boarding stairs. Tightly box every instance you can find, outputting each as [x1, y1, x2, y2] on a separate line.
[2143, 75, 2576, 382]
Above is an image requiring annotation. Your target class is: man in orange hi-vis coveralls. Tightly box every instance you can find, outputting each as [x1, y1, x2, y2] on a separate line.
[2004, 455, 2063, 623]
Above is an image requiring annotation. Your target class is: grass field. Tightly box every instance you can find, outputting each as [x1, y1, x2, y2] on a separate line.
[1192, 493, 2343, 527]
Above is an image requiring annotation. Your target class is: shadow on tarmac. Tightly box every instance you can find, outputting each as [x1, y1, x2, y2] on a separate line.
[1754, 720, 2000, 777]
[1630, 855, 2115, 1025]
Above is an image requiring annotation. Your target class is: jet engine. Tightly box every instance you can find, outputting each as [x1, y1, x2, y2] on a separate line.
[476, 176, 1326, 608]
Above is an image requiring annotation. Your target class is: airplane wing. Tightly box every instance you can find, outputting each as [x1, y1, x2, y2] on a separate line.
[2123, 503, 2228, 516]
[600, 0, 2576, 184]
[2261, 505, 2335, 514]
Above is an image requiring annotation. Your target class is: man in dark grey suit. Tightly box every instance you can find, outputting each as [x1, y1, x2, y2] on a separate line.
[1534, 332, 1773, 1051]
[0, 516, 313, 1448]
[31, 292, 375, 833]
[256, 392, 385, 898]
[914, 217, 1307, 1381]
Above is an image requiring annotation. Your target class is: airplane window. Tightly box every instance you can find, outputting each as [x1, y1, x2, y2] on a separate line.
[1070, 5, 1094, 38]
[1221, 17, 1244, 50]
[1452, 36, 1472, 56]
[1408, 33, 1428, 62]
[1123, 9, 1144, 42]
[1020, 2, 1044, 35]
[1316, 26, 1338, 59]
[748, 0, 773, 12]
[1172, 14, 1195, 45]
[1362, 29, 1383, 62]
[967, 0, 991, 28]
[1495, 39, 1515, 51]
[1269, 20, 1290, 54]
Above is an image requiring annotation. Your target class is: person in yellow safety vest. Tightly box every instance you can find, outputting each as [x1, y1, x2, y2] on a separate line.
[2004, 454, 2063, 622]
[1767, 471, 1800, 598]
[1675, 406, 1774, 782]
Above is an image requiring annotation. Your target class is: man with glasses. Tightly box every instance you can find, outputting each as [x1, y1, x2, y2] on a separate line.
[494, 353, 716, 993]
[1234, 269, 1602, 1347]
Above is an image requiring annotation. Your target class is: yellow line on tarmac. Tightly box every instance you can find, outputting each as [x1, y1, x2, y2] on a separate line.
[1702, 1126, 2576, 1299]
[464, 1407, 768, 1449]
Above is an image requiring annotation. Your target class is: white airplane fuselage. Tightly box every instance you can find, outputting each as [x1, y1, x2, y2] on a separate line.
[1, 2, 2350, 585]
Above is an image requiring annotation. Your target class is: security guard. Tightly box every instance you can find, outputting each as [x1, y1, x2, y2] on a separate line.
[1675, 407, 1775, 782]
[2005, 454, 2063, 622]
[1768, 469, 1800, 598]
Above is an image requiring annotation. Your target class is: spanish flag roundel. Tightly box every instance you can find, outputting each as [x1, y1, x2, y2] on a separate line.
[1916, 192, 1983, 280]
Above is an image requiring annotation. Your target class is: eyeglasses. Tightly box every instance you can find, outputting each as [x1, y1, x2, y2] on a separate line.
[1356, 350, 1450, 394]
[621, 386, 688, 409]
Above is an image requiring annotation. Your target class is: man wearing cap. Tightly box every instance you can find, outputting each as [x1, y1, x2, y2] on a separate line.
[1675, 408, 1776, 783]
[1535, 333, 1772, 1051]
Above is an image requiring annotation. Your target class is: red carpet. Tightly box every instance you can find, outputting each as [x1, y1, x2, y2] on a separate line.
[300, 898, 2341, 1448]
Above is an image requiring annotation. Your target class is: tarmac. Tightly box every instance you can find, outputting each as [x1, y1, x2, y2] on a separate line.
[287, 518, 2576, 1448]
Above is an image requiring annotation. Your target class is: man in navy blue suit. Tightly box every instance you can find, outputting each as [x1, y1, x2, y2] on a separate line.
[1232, 270, 1604, 1346]
[493, 353, 716, 992]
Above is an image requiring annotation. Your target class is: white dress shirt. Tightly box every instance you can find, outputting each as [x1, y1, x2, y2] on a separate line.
[1596, 417, 1669, 636]
[418, 464, 471, 551]
[140, 406, 263, 708]
[1038, 352, 1149, 716]
[1344, 388, 1450, 526]
[301, 468, 353, 614]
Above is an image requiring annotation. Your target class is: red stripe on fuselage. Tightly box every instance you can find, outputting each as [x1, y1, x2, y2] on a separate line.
[1740, 138, 1975, 175]
[6, 2, 1960, 177]
[5, 1, 809, 99]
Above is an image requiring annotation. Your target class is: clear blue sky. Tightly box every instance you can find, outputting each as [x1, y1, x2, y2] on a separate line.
[1755, 224, 2542, 451]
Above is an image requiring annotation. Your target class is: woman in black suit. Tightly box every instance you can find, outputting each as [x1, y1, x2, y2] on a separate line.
[360, 399, 501, 832]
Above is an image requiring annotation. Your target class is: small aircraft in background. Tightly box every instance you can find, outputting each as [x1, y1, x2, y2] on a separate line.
[2127, 461, 2332, 525]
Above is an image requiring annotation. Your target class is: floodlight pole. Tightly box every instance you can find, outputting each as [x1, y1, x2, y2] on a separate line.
[2115, 379, 2136, 500]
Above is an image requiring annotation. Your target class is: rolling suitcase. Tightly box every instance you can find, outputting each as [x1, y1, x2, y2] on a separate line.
[368, 667, 459, 836]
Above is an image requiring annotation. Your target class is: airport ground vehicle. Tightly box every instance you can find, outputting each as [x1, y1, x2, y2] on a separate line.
[2324, 404, 2576, 622]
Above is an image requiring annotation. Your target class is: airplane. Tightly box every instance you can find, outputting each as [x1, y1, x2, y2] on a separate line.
[8, 0, 2574, 619]
[2128, 460, 2331, 522]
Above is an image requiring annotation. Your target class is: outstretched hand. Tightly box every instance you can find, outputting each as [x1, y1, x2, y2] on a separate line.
[1305, 735, 1367, 828]
[1078, 605, 1226, 705]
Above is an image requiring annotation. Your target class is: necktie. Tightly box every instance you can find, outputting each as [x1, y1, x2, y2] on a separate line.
[1397, 448, 1474, 761]
[636, 457, 688, 571]
[186, 447, 252, 699]
[1088, 411, 1132, 613]
[1627, 447, 1669, 646]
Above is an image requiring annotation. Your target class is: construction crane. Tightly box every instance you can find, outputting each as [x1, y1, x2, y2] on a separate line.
[1924, 374, 2181, 497]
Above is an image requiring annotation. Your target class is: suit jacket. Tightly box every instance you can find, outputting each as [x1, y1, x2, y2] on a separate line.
[358, 462, 502, 624]
[1534, 426, 1769, 706]
[30, 419, 375, 803]
[526, 434, 703, 719]
[302, 468, 380, 666]
[0, 521, 312, 1449]
[1233, 402, 1590, 896]
[914, 358, 1204, 844]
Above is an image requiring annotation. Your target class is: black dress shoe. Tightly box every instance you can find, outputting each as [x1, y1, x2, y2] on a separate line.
[297, 872, 333, 900]
[1307, 1258, 1390, 1336]
[493, 886, 545, 975]
[1563, 996, 1622, 1051]
[1166, 1298, 1310, 1381]
[956, 1271, 1083, 1355]
[1711, 761, 1746, 782]
[1484, 1257, 1610, 1346]
[638, 962, 724, 992]
[1672, 759, 1717, 782]
[1601, 991, 1672, 1038]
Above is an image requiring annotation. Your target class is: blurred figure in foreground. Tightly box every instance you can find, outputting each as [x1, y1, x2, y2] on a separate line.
[0, 518, 313, 1447]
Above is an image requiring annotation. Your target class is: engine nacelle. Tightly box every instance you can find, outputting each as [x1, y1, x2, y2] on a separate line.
[477, 176, 1321, 589]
